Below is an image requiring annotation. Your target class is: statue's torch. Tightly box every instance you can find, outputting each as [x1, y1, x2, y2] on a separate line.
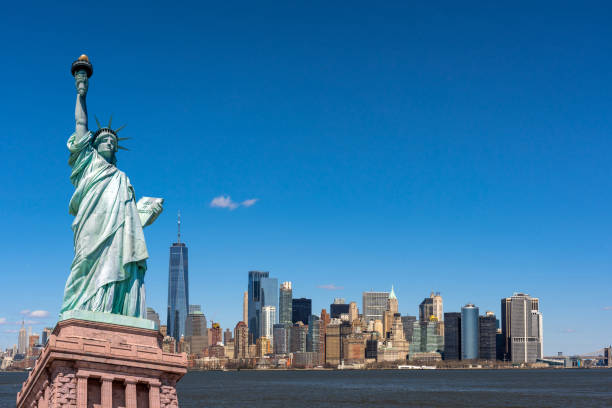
[71, 54, 93, 95]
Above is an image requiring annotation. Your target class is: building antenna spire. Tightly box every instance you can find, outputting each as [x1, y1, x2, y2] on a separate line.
[177, 211, 181, 243]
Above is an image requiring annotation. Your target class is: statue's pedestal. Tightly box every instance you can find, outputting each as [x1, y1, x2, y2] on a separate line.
[16, 318, 187, 408]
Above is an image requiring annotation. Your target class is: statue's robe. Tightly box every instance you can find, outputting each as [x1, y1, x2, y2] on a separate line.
[61, 131, 148, 318]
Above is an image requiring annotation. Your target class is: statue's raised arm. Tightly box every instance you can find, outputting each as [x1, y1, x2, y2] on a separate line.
[71, 55, 92, 136]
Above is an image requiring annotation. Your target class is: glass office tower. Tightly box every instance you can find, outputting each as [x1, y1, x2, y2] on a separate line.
[248, 271, 279, 342]
[279, 281, 293, 325]
[461, 304, 480, 360]
[167, 214, 189, 341]
[292, 298, 312, 325]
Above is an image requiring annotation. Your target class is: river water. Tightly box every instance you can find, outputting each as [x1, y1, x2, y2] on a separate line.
[2, 369, 611, 407]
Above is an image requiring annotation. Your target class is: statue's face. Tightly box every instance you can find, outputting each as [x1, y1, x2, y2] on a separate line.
[95, 134, 117, 163]
[75, 70, 88, 96]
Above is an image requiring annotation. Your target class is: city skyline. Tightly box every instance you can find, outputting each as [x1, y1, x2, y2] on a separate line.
[1, 2, 611, 355]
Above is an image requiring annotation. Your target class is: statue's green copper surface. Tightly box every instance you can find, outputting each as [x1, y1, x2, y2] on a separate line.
[60, 55, 163, 325]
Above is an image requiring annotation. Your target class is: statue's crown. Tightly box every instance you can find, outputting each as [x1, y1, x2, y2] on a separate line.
[92, 115, 129, 150]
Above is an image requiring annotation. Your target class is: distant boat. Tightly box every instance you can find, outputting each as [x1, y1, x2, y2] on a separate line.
[398, 365, 436, 370]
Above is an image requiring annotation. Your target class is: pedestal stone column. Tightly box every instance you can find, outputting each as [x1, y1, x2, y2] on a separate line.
[125, 379, 137, 408]
[101, 377, 113, 408]
[148, 380, 161, 408]
[76, 374, 88, 408]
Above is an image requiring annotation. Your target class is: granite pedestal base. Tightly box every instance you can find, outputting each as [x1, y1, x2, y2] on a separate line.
[16, 318, 187, 408]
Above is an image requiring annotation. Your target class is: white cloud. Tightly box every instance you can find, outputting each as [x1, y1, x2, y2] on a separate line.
[210, 195, 239, 210]
[210, 196, 259, 210]
[20, 310, 30, 315]
[241, 198, 258, 207]
[603, 306, 612, 311]
[0, 318, 7, 324]
[29, 310, 50, 318]
[317, 284, 344, 291]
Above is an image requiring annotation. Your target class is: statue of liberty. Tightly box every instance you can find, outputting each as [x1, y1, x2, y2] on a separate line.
[60, 55, 163, 320]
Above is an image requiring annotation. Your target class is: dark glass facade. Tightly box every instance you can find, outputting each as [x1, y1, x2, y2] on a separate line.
[479, 315, 497, 360]
[167, 242, 189, 341]
[443, 312, 461, 360]
[401, 315, 417, 342]
[330, 303, 350, 319]
[292, 298, 312, 325]
[248, 271, 269, 342]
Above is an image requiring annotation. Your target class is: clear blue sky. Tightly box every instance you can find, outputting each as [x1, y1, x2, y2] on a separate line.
[1, 1, 611, 354]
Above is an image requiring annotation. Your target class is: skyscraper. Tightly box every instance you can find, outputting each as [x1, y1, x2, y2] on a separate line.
[292, 298, 312, 324]
[502, 293, 543, 363]
[279, 281, 293, 325]
[330, 301, 350, 319]
[248, 271, 269, 342]
[362, 291, 389, 323]
[167, 213, 189, 341]
[243, 291, 248, 324]
[17, 321, 27, 355]
[444, 312, 461, 360]
[479, 311, 497, 360]
[461, 304, 480, 360]
[419, 292, 443, 321]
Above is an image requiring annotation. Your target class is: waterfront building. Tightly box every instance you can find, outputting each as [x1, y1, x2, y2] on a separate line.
[185, 305, 207, 357]
[290, 322, 308, 353]
[247, 270, 269, 342]
[256, 337, 271, 357]
[325, 320, 341, 366]
[292, 298, 312, 325]
[461, 304, 479, 360]
[363, 291, 389, 323]
[293, 351, 320, 368]
[343, 334, 366, 364]
[234, 321, 249, 359]
[501, 293, 543, 363]
[401, 315, 417, 344]
[443, 312, 461, 360]
[279, 281, 293, 325]
[411, 320, 444, 356]
[167, 214, 189, 341]
[365, 338, 378, 360]
[479, 312, 497, 360]
[261, 305, 276, 342]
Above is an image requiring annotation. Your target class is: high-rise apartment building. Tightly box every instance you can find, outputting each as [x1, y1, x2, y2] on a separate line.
[363, 291, 389, 323]
[292, 298, 312, 325]
[210, 322, 222, 346]
[248, 271, 269, 342]
[444, 312, 461, 360]
[185, 304, 207, 356]
[502, 293, 543, 363]
[290, 322, 308, 353]
[479, 311, 497, 360]
[279, 281, 293, 325]
[234, 321, 249, 359]
[461, 304, 479, 360]
[261, 305, 276, 342]
[224, 328, 233, 345]
[167, 213, 189, 341]
[273, 324, 290, 354]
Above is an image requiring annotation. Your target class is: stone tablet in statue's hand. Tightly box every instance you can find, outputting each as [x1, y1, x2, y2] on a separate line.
[137, 197, 164, 227]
